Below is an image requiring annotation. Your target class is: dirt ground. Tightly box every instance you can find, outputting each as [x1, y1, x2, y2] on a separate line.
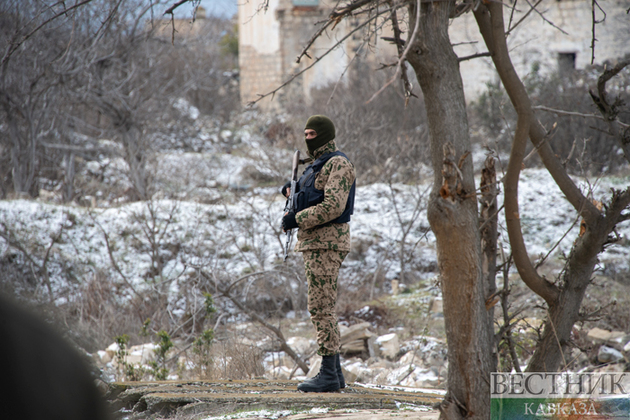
[259, 408, 440, 420]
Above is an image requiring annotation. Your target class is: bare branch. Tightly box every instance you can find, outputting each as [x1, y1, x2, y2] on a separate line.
[296, 0, 389, 64]
[533, 105, 605, 122]
[248, 11, 383, 106]
[366, 0, 421, 104]
[590, 0, 606, 64]
[163, 0, 194, 16]
[534, 213, 581, 270]
[589, 57, 630, 163]
[474, 1, 561, 306]
[458, 52, 491, 62]
[505, 0, 543, 37]
[387, 0, 414, 101]
[1, 0, 96, 67]
[524, 0, 569, 35]
[200, 270, 310, 374]
[88, 211, 143, 300]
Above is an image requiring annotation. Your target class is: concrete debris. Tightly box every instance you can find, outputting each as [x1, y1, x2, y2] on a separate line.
[597, 345, 625, 364]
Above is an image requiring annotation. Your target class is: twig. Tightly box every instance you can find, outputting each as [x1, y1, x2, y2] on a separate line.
[248, 11, 383, 106]
[387, 0, 414, 101]
[524, 0, 569, 35]
[505, 0, 543, 37]
[88, 211, 143, 300]
[458, 52, 492, 62]
[366, 0, 421, 104]
[534, 213, 581, 270]
[590, 0, 606, 64]
[200, 269, 310, 374]
[533, 105, 609, 123]
[523, 121, 557, 163]
[163, 0, 192, 16]
[1, 0, 96, 67]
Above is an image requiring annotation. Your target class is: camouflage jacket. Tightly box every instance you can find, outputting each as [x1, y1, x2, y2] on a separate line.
[294, 140, 355, 252]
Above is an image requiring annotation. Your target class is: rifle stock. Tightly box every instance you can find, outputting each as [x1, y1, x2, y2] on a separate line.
[284, 150, 301, 261]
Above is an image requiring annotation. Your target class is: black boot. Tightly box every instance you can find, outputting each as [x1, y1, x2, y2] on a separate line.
[297, 355, 340, 392]
[336, 353, 346, 389]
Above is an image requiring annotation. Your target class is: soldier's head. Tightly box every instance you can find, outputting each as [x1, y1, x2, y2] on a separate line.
[304, 115, 335, 154]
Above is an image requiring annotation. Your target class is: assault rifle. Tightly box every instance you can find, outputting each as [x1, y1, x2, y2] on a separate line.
[284, 150, 301, 261]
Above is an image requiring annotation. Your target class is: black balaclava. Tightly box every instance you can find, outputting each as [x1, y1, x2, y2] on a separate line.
[304, 115, 335, 154]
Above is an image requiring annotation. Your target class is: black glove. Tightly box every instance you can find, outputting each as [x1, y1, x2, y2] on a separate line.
[280, 181, 291, 198]
[282, 211, 298, 231]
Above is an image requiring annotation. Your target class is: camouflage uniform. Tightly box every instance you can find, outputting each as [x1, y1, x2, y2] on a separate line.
[294, 140, 355, 356]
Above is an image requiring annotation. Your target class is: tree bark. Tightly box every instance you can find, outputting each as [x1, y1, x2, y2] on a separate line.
[406, 2, 491, 418]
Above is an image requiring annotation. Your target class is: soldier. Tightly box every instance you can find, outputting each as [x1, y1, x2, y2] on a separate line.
[282, 115, 356, 392]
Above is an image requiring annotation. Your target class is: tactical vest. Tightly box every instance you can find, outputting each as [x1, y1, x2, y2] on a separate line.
[293, 151, 355, 225]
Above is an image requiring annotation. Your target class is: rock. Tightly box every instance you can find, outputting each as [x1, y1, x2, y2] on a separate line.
[588, 328, 628, 348]
[608, 331, 628, 345]
[341, 364, 358, 383]
[597, 345, 624, 364]
[118, 343, 157, 366]
[376, 333, 399, 360]
[587, 328, 613, 344]
[343, 339, 367, 353]
[340, 322, 375, 355]
[344, 359, 369, 382]
[391, 279, 399, 295]
[267, 366, 293, 380]
[264, 351, 294, 369]
[306, 355, 321, 378]
[106, 342, 119, 360]
[624, 340, 630, 353]
[367, 335, 381, 358]
[286, 336, 312, 356]
[340, 322, 374, 345]
[399, 351, 419, 366]
[368, 358, 396, 369]
[97, 350, 112, 364]
[429, 297, 443, 314]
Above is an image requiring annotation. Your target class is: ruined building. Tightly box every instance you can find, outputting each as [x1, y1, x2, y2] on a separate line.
[238, 0, 630, 109]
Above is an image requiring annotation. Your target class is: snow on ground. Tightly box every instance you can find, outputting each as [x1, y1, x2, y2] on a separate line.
[1, 163, 629, 306]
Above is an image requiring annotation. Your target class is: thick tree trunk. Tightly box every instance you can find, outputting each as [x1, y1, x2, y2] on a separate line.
[406, 2, 492, 418]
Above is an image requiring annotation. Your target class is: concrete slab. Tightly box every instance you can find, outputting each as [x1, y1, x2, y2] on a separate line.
[106, 379, 443, 419]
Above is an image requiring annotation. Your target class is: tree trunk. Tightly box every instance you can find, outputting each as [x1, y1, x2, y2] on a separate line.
[122, 125, 150, 200]
[406, 2, 492, 418]
[527, 223, 608, 372]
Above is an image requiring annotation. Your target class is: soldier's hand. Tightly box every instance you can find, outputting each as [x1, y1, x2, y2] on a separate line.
[282, 211, 298, 232]
[281, 182, 291, 198]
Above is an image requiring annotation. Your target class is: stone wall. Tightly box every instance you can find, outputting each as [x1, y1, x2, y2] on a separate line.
[238, 0, 630, 108]
[451, 0, 630, 101]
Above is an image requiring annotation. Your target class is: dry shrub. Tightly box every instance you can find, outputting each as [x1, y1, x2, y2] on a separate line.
[63, 270, 146, 351]
[470, 63, 630, 174]
[197, 339, 265, 380]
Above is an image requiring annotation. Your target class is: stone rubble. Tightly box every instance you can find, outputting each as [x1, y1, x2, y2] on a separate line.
[92, 320, 629, 390]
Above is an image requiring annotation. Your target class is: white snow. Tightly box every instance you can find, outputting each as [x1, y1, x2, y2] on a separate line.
[1, 164, 629, 313]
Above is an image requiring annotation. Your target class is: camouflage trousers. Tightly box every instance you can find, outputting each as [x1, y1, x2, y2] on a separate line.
[302, 249, 348, 357]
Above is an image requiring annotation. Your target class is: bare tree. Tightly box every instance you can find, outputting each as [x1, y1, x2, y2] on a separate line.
[1, 0, 239, 202]
[474, 3, 630, 374]
[247, 1, 629, 418]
